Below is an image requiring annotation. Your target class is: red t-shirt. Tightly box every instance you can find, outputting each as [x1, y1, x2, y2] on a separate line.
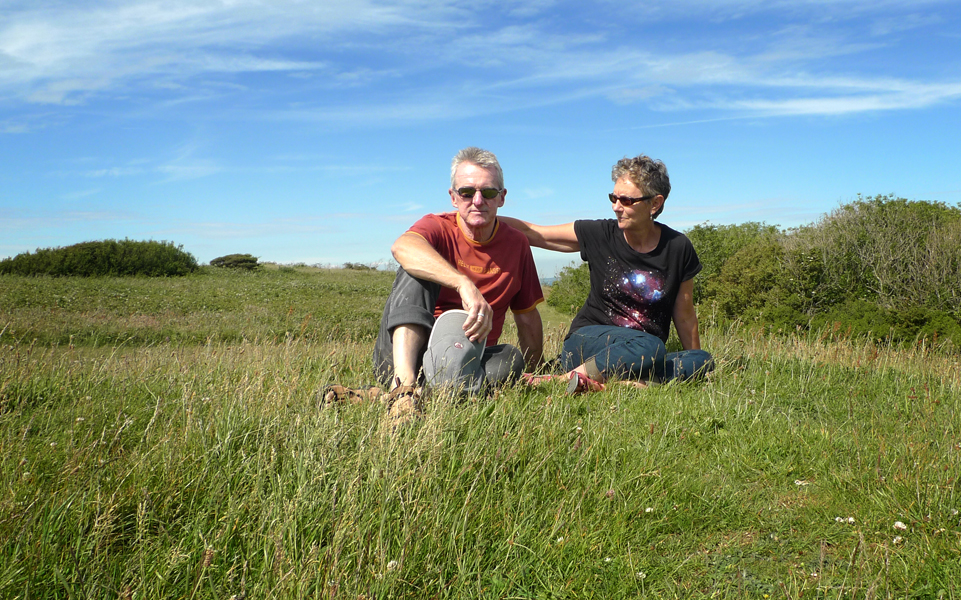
[408, 212, 544, 346]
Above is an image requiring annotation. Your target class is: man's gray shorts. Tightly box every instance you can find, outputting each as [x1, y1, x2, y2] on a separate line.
[372, 268, 524, 393]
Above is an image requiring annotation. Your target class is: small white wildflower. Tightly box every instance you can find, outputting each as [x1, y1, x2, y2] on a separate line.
[50, 442, 57, 448]
[951, 509, 959, 516]
[636, 572, 647, 580]
[604, 557, 612, 563]
[556, 536, 564, 543]
[645, 507, 654, 513]
[810, 572, 819, 578]
[75, 417, 85, 422]
[893, 521, 907, 531]
[847, 517, 855, 524]
[835, 517, 844, 523]
[795, 479, 810, 486]
[386, 560, 399, 571]
[893, 536, 904, 545]
[575, 426, 582, 433]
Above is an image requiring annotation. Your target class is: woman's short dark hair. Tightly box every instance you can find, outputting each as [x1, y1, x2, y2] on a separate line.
[612, 155, 670, 219]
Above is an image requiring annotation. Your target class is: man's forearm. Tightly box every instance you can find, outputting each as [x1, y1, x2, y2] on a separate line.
[514, 309, 544, 369]
[392, 232, 469, 290]
[392, 231, 493, 342]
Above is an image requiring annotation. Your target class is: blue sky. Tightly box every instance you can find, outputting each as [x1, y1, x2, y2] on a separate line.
[2, 0, 960, 277]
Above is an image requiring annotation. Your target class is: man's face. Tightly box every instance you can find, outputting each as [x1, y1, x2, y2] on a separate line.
[449, 162, 505, 235]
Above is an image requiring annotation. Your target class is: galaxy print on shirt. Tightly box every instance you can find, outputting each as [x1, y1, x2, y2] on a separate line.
[602, 258, 667, 335]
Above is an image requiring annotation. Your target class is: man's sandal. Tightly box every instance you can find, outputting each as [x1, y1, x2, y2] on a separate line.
[385, 385, 423, 430]
[320, 385, 384, 406]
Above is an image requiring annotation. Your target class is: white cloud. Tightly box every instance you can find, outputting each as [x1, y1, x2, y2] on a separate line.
[0, 0, 958, 121]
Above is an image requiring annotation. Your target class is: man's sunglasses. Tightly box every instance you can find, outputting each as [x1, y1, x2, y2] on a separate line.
[609, 193, 656, 207]
[456, 187, 502, 200]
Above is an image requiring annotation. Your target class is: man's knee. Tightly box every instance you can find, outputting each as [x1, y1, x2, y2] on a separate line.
[383, 268, 440, 333]
[483, 344, 524, 385]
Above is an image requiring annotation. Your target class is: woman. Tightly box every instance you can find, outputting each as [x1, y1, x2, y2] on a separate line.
[501, 154, 713, 393]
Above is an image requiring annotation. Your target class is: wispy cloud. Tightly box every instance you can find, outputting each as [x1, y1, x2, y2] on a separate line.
[1, 121, 28, 133]
[0, 207, 142, 228]
[1, 0, 958, 123]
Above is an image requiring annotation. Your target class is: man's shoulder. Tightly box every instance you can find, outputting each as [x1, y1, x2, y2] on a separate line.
[412, 211, 457, 227]
[409, 212, 458, 236]
[495, 218, 534, 246]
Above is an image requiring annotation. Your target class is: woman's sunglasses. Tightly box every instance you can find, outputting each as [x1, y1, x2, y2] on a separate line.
[609, 193, 656, 207]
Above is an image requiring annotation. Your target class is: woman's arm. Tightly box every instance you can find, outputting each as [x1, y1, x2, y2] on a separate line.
[672, 279, 701, 350]
[498, 217, 580, 252]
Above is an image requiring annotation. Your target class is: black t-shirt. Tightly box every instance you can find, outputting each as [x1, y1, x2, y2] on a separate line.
[567, 219, 702, 342]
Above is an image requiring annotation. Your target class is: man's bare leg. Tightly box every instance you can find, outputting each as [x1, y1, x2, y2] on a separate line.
[391, 324, 428, 389]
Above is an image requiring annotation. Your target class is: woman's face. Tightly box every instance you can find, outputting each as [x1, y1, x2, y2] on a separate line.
[611, 176, 656, 230]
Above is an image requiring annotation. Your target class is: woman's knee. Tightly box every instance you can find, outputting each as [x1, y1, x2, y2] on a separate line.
[665, 349, 714, 381]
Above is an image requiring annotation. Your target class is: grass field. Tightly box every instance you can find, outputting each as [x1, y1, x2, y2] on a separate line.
[2, 268, 960, 599]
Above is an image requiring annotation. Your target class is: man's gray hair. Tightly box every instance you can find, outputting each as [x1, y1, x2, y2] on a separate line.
[612, 155, 671, 219]
[451, 147, 504, 190]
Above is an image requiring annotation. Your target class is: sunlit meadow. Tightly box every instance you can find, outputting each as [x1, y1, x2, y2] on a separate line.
[1, 267, 960, 598]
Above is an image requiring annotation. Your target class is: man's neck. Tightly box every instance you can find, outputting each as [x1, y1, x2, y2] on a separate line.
[457, 214, 497, 243]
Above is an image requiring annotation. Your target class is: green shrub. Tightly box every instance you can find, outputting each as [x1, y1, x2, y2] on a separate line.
[810, 299, 961, 349]
[546, 262, 590, 315]
[782, 195, 961, 314]
[343, 262, 375, 271]
[0, 239, 198, 277]
[211, 253, 260, 270]
[703, 195, 961, 346]
[686, 222, 781, 304]
[707, 237, 786, 316]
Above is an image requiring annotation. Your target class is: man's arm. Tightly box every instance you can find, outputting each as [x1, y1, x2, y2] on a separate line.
[672, 279, 701, 351]
[391, 232, 491, 342]
[498, 217, 580, 253]
[512, 307, 543, 370]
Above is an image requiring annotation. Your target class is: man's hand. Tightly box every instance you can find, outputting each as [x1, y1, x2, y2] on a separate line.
[392, 232, 492, 342]
[456, 278, 493, 343]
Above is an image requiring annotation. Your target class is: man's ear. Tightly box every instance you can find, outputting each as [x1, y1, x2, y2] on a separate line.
[498, 188, 507, 207]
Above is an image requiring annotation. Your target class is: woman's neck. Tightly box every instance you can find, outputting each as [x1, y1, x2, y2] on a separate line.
[622, 221, 661, 253]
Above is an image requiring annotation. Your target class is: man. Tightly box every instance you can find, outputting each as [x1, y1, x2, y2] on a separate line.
[372, 146, 544, 425]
